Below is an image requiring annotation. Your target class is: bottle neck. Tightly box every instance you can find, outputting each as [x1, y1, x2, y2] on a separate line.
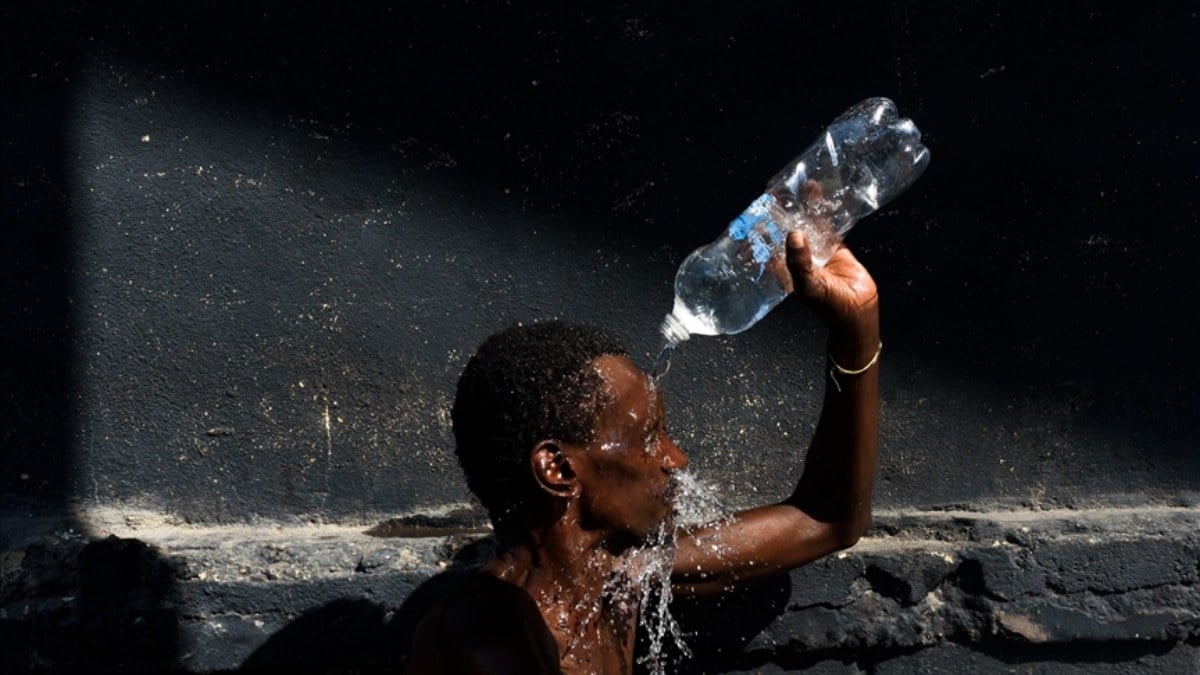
[660, 312, 691, 346]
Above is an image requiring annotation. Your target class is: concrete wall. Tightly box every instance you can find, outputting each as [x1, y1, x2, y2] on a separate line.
[4, 2, 1197, 672]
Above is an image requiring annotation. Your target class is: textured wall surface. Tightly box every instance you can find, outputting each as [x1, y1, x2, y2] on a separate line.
[3, 506, 1196, 673]
[3, 2, 1198, 672]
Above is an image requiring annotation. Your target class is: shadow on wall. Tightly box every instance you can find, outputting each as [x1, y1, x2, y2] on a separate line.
[238, 597, 406, 673]
[2, 2, 78, 511]
[1, 536, 180, 674]
[237, 541, 494, 674]
[236, 538, 793, 674]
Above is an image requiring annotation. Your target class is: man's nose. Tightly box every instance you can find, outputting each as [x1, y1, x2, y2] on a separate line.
[662, 436, 688, 472]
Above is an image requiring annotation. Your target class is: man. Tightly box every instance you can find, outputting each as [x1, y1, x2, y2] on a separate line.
[405, 230, 880, 674]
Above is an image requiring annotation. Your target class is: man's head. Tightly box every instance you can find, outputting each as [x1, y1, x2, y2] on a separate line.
[452, 321, 629, 530]
[452, 321, 687, 542]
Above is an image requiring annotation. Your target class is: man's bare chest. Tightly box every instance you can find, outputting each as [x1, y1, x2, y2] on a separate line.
[555, 608, 637, 675]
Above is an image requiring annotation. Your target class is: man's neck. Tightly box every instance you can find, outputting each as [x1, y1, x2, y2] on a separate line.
[488, 522, 617, 614]
[485, 521, 642, 672]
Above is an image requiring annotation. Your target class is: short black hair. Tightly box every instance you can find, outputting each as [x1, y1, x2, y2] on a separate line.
[452, 321, 627, 530]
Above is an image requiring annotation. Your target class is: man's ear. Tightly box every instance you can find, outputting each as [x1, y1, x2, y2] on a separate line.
[531, 440, 581, 499]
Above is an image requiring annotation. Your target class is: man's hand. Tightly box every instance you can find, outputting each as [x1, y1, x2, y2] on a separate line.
[784, 230, 879, 333]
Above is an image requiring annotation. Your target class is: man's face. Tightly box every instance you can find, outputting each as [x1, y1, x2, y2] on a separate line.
[573, 355, 688, 544]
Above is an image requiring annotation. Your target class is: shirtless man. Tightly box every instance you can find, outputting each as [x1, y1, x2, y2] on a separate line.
[405, 230, 880, 674]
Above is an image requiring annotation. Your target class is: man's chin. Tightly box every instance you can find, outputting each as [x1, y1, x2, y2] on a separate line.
[638, 511, 675, 547]
[601, 511, 676, 553]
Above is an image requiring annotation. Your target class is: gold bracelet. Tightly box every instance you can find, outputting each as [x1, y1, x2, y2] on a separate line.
[828, 341, 882, 393]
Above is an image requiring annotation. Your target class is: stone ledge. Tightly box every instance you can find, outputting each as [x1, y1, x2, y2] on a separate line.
[2, 505, 1197, 673]
[662, 507, 1199, 672]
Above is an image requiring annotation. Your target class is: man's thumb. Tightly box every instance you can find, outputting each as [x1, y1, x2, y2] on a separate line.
[786, 230, 814, 278]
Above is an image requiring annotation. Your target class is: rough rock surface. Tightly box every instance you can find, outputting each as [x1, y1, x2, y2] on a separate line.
[3, 505, 1197, 673]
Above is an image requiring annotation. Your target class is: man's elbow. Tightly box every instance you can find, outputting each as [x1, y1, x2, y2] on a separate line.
[829, 513, 872, 551]
[791, 496, 874, 553]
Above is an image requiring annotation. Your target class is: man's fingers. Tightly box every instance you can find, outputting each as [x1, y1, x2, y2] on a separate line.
[786, 230, 826, 301]
[786, 230, 813, 278]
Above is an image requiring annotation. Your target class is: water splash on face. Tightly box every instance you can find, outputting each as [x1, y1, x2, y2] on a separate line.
[673, 471, 733, 528]
[606, 521, 689, 675]
[601, 470, 735, 674]
[547, 465, 735, 670]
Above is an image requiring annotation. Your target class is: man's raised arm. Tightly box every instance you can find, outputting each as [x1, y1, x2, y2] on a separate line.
[672, 229, 880, 596]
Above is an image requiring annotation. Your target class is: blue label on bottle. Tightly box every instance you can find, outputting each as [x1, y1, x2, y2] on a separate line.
[728, 193, 773, 240]
[729, 213, 755, 241]
[748, 231, 772, 265]
[763, 218, 784, 245]
[728, 193, 781, 283]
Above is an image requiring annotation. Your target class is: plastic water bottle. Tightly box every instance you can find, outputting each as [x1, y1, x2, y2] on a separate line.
[659, 97, 929, 349]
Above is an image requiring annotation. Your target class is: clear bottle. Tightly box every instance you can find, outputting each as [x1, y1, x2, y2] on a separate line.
[660, 97, 930, 347]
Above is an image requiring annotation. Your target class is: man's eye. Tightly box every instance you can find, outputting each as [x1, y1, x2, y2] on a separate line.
[643, 431, 659, 455]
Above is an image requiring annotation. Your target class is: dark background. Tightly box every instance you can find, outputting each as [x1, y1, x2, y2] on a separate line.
[4, 1, 1198, 521]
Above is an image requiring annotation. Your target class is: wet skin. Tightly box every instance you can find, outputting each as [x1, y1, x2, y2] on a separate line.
[573, 354, 687, 549]
[405, 356, 685, 675]
[406, 231, 881, 674]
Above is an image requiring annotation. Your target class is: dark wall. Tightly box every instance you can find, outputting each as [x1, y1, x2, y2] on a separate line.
[4, 1, 1198, 521]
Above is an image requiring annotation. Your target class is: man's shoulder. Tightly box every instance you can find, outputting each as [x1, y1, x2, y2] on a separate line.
[406, 572, 561, 674]
[439, 572, 542, 622]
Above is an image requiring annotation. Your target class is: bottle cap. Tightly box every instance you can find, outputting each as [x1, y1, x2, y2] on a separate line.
[660, 313, 691, 346]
